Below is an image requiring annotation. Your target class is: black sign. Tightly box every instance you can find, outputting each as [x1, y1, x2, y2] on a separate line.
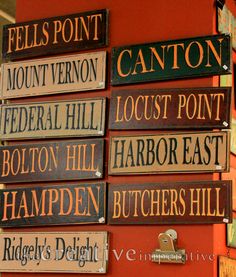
[0, 182, 106, 227]
[0, 139, 104, 183]
[2, 9, 108, 60]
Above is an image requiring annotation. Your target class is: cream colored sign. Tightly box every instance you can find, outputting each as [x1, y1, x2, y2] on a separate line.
[109, 131, 229, 174]
[231, 118, 236, 155]
[0, 232, 108, 273]
[1, 51, 106, 99]
[0, 98, 105, 140]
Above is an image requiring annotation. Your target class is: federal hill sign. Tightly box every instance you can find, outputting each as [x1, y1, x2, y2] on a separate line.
[0, 98, 106, 140]
[111, 34, 231, 85]
[2, 9, 108, 60]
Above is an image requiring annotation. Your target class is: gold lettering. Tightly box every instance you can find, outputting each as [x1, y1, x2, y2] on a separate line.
[117, 49, 132, 77]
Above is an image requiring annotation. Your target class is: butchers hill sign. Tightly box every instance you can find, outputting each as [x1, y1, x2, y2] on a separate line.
[2, 9, 108, 60]
[108, 181, 232, 224]
[109, 131, 229, 174]
[111, 34, 231, 85]
[1, 51, 106, 99]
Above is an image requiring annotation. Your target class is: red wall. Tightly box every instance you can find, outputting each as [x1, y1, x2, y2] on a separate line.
[4, 0, 234, 276]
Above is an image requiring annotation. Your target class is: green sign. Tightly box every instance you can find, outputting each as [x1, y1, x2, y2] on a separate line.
[111, 34, 231, 85]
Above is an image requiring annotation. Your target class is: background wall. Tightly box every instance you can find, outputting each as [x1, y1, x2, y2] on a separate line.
[2, 0, 234, 276]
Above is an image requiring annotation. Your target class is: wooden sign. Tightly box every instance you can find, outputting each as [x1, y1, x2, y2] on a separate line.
[1, 51, 106, 99]
[217, 3, 236, 50]
[0, 139, 104, 183]
[231, 118, 236, 155]
[0, 98, 106, 140]
[221, 167, 236, 211]
[2, 9, 108, 60]
[0, 182, 106, 228]
[108, 181, 232, 224]
[109, 88, 231, 130]
[109, 131, 229, 175]
[227, 218, 236, 248]
[0, 232, 108, 273]
[111, 34, 231, 85]
[219, 256, 236, 277]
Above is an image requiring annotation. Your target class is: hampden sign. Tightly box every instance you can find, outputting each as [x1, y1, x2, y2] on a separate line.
[109, 87, 231, 130]
[1, 51, 106, 99]
[0, 232, 108, 273]
[2, 9, 108, 60]
[0, 139, 104, 183]
[109, 131, 229, 175]
[111, 34, 231, 85]
[0, 98, 106, 140]
[0, 182, 106, 227]
[108, 181, 232, 224]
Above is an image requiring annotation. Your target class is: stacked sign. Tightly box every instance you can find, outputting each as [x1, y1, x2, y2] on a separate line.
[108, 34, 232, 226]
[0, 4, 234, 275]
[0, 8, 109, 274]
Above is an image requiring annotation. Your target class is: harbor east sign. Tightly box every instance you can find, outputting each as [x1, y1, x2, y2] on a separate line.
[0, 98, 106, 140]
[109, 131, 229, 175]
[2, 9, 108, 60]
[108, 181, 232, 224]
[0, 139, 104, 183]
[109, 87, 231, 130]
[0, 232, 108, 273]
[111, 34, 231, 85]
[1, 51, 106, 99]
[0, 183, 106, 228]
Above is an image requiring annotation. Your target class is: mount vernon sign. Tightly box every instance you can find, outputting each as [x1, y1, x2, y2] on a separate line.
[2, 9, 108, 60]
[109, 88, 231, 130]
[0, 182, 106, 227]
[0, 139, 104, 183]
[0, 98, 106, 140]
[0, 232, 108, 273]
[109, 131, 229, 175]
[1, 51, 106, 99]
[111, 34, 231, 85]
[108, 181, 232, 224]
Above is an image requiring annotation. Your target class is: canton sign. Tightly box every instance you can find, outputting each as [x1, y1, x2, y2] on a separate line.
[2, 9, 108, 60]
[0, 139, 104, 183]
[109, 88, 231, 130]
[109, 131, 229, 175]
[111, 34, 231, 85]
[1, 51, 106, 99]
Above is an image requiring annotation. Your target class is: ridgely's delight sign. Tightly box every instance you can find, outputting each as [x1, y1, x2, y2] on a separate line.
[0, 232, 108, 273]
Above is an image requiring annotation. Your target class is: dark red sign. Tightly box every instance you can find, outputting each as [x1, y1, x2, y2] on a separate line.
[108, 181, 232, 224]
[109, 87, 231, 130]
[0, 182, 106, 227]
[0, 139, 104, 183]
[2, 9, 108, 60]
